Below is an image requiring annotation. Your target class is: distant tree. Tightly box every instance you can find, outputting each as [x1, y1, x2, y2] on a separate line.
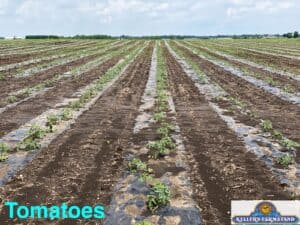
[286, 32, 293, 38]
[294, 31, 299, 38]
[73, 34, 114, 39]
[25, 35, 60, 39]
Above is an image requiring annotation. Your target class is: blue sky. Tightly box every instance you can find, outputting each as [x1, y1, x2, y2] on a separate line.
[0, 0, 299, 37]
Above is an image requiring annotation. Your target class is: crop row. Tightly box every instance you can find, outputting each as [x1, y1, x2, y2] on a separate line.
[0, 42, 147, 163]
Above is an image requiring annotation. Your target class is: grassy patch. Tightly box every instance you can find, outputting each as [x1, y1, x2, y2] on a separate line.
[276, 154, 294, 167]
[0, 74, 6, 81]
[280, 139, 300, 150]
[60, 108, 73, 121]
[147, 182, 170, 213]
[133, 221, 151, 225]
[260, 119, 273, 132]
[46, 114, 60, 132]
[0, 142, 10, 162]
[17, 138, 40, 151]
[6, 95, 17, 104]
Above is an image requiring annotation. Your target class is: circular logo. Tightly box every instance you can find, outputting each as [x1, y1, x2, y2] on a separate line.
[259, 203, 273, 215]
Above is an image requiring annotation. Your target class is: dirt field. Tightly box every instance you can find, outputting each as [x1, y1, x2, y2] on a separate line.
[0, 39, 299, 225]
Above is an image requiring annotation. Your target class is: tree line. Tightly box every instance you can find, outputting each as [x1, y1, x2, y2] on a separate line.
[0, 32, 297, 40]
[25, 35, 114, 39]
[283, 31, 299, 38]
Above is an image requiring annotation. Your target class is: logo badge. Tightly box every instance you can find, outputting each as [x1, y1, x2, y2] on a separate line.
[232, 201, 300, 225]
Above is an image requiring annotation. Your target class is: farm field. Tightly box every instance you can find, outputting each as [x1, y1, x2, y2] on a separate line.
[0, 38, 299, 225]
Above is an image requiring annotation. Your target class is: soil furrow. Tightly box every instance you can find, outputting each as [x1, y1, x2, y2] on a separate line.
[163, 44, 290, 225]
[0, 41, 99, 66]
[0, 41, 112, 78]
[0, 40, 78, 53]
[0, 41, 133, 99]
[183, 41, 300, 92]
[0, 43, 154, 225]
[0, 56, 122, 137]
[172, 43, 300, 144]
[210, 43, 300, 73]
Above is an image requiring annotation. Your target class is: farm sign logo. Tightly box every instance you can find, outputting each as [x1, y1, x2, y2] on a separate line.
[231, 201, 300, 225]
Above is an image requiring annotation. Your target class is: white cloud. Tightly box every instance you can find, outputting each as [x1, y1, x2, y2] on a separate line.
[278, 1, 293, 9]
[77, 0, 149, 23]
[76, 0, 191, 23]
[226, 0, 294, 17]
[16, 0, 42, 17]
[16, 0, 58, 19]
[0, 0, 299, 36]
[0, 0, 9, 15]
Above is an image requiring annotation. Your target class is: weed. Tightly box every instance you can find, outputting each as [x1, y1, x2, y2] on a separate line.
[153, 112, 166, 122]
[0, 154, 8, 162]
[46, 114, 60, 132]
[247, 110, 258, 119]
[213, 95, 226, 102]
[283, 85, 294, 93]
[156, 102, 168, 112]
[276, 154, 294, 167]
[60, 108, 73, 121]
[249, 71, 262, 79]
[0, 142, 10, 152]
[44, 79, 55, 88]
[80, 89, 96, 103]
[0, 142, 10, 162]
[128, 158, 153, 184]
[272, 130, 283, 140]
[280, 139, 300, 150]
[7, 95, 17, 104]
[157, 123, 176, 137]
[157, 91, 168, 101]
[139, 172, 154, 183]
[229, 97, 247, 110]
[147, 140, 170, 158]
[132, 221, 151, 225]
[128, 158, 151, 173]
[160, 136, 176, 149]
[157, 98, 168, 108]
[69, 100, 82, 110]
[147, 182, 170, 212]
[147, 136, 175, 158]
[260, 119, 273, 132]
[265, 77, 278, 86]
[28, 124, 46, 139]
[18, 138, 40, 151]
[0, 75, 6, 81]
[24, 88, 34, 97]
[162, 122, 176, 131]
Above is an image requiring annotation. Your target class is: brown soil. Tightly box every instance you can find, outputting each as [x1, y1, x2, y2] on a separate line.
[0, 41, 98, 66]
[0, 56, 121, 137]
[0, 40, 75, 52]
[0, 43, 154, 225]
[0, 42, 134, 101]
[211, 43, 300, 74]
[0, 41, 103, 78]
[163, 44, 291, 225]
[182, 41, 300, 92]
[173, 42, 300, 158]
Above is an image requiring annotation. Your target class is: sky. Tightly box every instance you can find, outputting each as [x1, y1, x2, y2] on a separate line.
[0, 0, 299, 37]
